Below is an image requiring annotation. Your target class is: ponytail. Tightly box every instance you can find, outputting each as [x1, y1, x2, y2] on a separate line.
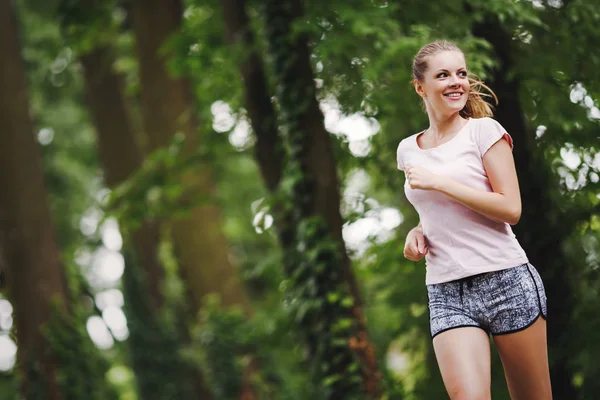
[460, 75, 498, 119]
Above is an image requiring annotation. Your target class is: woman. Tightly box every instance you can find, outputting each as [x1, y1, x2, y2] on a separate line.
[397, 40, 552, 399]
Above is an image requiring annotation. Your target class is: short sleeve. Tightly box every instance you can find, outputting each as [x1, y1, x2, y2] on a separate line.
[396, 141, 405, 171]
[477, 117, 514, 157]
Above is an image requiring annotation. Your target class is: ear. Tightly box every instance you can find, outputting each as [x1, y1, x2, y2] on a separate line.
[414, 80, 427, 98]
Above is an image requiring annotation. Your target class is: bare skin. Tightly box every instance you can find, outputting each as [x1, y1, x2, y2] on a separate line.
[433, 327, 492, 400]
[432, 320, 552, 400]
[494, 318, 552, 400]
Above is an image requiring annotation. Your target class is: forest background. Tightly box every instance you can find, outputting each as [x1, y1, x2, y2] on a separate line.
[1, 0, 599, 399]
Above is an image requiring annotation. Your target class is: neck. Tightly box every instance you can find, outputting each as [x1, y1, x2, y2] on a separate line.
[426, 111, 467, 137]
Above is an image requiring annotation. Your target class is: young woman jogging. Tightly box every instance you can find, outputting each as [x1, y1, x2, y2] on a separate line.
[397, 40, 552, 400]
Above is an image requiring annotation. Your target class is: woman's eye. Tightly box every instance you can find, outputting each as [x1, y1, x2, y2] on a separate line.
[437, 73, 447, 78]
[459, 71, 468, 77]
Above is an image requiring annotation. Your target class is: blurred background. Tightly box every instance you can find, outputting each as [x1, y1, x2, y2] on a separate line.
[0, 0, 599, 399]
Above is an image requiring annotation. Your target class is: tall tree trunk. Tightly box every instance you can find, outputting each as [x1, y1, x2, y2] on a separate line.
[219, 0, 296, 258]
[80, 46, 164, 310]
[0, 2, 72, 397]
[260, 0, 383, 397]
[220, 0, 283, 194]
[129, 1, 256, 398]
[130, 0, 250, 313]
[79, 44, 208, 400]
[472, 16, 577, 399]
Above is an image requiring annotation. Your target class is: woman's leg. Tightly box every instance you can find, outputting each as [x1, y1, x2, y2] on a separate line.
[493, 317, 552, 400]
[433, 327, 491, 400]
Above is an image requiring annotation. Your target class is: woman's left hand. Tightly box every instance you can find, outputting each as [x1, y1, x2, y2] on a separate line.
[405, 166, 443, 191]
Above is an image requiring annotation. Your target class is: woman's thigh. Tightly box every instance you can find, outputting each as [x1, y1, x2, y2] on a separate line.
[493, 317, 552, 400]
[433, 327, 491, 400]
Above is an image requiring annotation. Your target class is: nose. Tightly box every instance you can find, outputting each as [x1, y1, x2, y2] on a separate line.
[448, 74, 460, 87]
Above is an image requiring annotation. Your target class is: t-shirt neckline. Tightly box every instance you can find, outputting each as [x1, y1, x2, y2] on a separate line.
[414, 117, 472, 152]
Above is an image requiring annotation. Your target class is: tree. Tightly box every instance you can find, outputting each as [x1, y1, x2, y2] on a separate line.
[0, 1, 111, 398]
[130, 0, 250, 317]
[56, 0, 206, 396]
[250, 0, 384, 397]
[128, 0, 257, 397]
[79, 43, 201, 400]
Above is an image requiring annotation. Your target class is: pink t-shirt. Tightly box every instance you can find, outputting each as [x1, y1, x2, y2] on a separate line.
[396, 117, 529, 285]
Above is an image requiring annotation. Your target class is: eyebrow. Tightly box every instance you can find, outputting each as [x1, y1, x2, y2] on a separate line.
[434, 67, 467, 74]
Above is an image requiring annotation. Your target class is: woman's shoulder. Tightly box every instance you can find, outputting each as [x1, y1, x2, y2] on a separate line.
[467, 116, 513, 153]
[397, 130, 423, 151]
[465, 117, 507, 138]
[396, 131, 423, 171]
[469, 116, 504, 130]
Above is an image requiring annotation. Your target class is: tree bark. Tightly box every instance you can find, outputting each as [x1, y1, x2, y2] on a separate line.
[0, 2, 70, 397]
[129, 1, 256, 398]
[130, 0, 250, 313]
[221, 0, 283, 194]
[260, 0, 383, 396]
[220, 0, 296, 257]
[472, 16, 577, 399]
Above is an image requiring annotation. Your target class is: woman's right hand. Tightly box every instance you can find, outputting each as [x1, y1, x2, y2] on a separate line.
[403, 225, 428, 261]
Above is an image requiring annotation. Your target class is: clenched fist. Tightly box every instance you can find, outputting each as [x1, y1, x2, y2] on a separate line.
[405, 166, 443, 191]
[403, 225, 429, 262]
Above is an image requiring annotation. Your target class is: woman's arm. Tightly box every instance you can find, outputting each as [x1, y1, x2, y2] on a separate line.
[406, 138, 522, 225]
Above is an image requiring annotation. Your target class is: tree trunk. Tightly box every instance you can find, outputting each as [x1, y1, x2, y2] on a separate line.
[130, 0, 250, 314]
[0, 2, 71, 397]
[472, 16, 577, 399]
[261, 0, 382, 397]
[220, 0, 296, 255]
[79, 44, 208, 400]
[221, 0, 283, 194]
[80, 46, 165, 310]
[129, 1, 256, 398]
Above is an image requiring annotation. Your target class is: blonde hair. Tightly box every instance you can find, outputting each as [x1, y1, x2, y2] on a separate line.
[412, 40, 498, 119]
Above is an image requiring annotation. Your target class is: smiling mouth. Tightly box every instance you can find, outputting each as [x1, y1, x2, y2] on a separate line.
[444, 92, 463, 98]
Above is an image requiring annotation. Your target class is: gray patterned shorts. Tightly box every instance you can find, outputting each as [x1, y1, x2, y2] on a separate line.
[427, 263, 547, 339]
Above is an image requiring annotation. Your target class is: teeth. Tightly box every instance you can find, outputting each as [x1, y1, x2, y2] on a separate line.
[445, 93, 462, 97]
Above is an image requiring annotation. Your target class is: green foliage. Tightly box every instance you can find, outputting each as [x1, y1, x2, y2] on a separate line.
[0, 372, 17, 400]
[190, 296, 247, 399]
[106, 134, 211, 233]
[44, 300, 118, 400]
[17, 0, 100, 256]
[291, 219, 364, 398]
[121, 249, 194, 400]
[58, 0, 119, 53]
[189, 294, 329, 400]
[178, 1, 244, 113]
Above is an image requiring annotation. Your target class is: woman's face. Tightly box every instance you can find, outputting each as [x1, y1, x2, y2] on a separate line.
[415, 51, 470, 116]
